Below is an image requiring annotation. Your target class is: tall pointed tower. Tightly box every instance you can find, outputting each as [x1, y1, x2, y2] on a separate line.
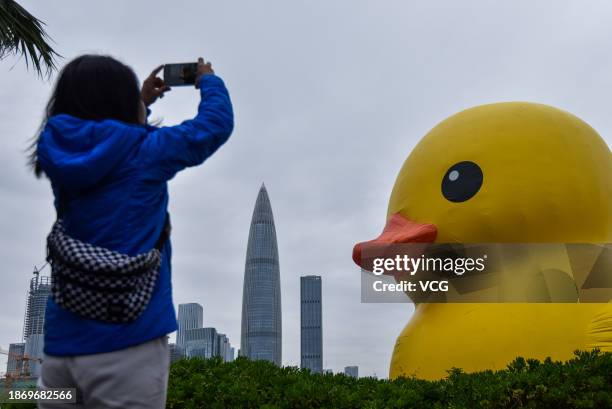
[240, 184, 282, 365]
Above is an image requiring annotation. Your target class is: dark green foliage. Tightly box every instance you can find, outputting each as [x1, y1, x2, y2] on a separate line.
[1, 350, 609, 408]
[166, 350, 612, 409]
[0, 0, 59, 77]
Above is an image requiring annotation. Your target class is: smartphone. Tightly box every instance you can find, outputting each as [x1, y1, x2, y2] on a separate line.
[163, 62, 198, 86]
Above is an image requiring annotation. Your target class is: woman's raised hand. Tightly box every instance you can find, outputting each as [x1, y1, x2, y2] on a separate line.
[195, 57, 214, 89]
[141, 65, 171, 106]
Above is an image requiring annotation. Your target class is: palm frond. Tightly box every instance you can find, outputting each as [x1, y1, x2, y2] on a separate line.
[0, 0, 60, 77]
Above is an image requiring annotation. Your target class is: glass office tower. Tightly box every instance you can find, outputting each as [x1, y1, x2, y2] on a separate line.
[184, 327, 218, 358]
[240, 184, 282, 365]
[300, 275, 322, 373]
[177, 303, 203, 349]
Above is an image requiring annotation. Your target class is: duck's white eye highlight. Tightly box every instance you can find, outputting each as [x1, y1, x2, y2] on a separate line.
[449, 170, 459, 181]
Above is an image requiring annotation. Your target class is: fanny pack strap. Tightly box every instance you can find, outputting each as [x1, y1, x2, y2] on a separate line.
[56, 187, 171, 251]
[56, 186, 67, 219]
[155, 214, 171, 251]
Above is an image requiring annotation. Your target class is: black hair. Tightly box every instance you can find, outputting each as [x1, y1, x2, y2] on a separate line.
[29, 54, 141, 177]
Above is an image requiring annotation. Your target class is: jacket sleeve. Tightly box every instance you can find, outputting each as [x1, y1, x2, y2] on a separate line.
[139, 74, 234, 180]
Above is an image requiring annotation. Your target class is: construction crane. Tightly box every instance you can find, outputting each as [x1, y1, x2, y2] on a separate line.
[0, 346, 42, 390]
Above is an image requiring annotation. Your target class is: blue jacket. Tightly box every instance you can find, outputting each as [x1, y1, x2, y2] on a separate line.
[37, 74, 234, 356]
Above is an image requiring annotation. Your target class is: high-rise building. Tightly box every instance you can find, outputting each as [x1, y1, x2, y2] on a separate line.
[168, 343, 184, 364]
[184, 327, 218, 359]
[344, 366, 359, 378]
[22, 273, 50, 377]
[174, 302, 234, 363]
[177, 303, 203, 349]
[216, 333, 230, 362]
[5, 342, 25, 377]
[240, 184, 282, 365]
[300, 275, 322, 374]
[228, 347, 235, 362]
[23, 274, 50, 339]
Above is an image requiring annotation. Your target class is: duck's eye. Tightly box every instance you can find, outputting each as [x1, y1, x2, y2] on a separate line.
[441, 161, 483, 202]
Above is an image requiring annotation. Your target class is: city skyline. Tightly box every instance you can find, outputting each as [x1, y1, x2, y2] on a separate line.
[241, 184, 283, 365]
[4, 227, 361, 380]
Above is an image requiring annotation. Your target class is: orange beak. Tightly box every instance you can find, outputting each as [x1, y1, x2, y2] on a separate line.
[352, 213, 437, 269]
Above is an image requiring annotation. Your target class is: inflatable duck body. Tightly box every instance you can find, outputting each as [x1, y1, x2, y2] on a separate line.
[353, 102, 612, 380]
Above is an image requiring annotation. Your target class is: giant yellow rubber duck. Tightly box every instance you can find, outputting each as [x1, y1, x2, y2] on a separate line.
[353, 102, 612, 380]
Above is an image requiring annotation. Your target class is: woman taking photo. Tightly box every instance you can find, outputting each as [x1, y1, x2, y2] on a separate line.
[31, 55, 234, 408]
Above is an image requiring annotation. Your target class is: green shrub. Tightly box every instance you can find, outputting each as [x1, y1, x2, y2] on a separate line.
[2, 350, 609, 408]
[166, 350, 612, 409]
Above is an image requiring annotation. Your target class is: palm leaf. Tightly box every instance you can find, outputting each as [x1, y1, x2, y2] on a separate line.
[0, 0, 59, 77]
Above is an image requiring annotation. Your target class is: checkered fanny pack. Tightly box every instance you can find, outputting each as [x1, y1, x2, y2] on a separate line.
[46, 217, 169, 323]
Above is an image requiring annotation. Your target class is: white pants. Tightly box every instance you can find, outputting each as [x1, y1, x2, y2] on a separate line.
[38, 336, 169, 409]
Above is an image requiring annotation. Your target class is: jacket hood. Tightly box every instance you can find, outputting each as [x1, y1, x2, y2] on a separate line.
[37, 114, 147, 190]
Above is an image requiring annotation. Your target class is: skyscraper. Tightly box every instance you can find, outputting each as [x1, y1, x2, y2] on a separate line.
[300, 275, 322, 374]
[216, 333, 230, 361]
[23, 273, 50, 339]
[177, 303, 203, 349]
[241, 184, 282, 365]
[23, 272, 50, 377]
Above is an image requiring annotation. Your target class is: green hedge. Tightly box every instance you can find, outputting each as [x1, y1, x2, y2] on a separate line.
[166, 350, 612, 409]
[2, 350, 610, 408]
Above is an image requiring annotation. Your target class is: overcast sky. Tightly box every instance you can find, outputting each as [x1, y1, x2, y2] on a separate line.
[1, 0, 612, 378]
